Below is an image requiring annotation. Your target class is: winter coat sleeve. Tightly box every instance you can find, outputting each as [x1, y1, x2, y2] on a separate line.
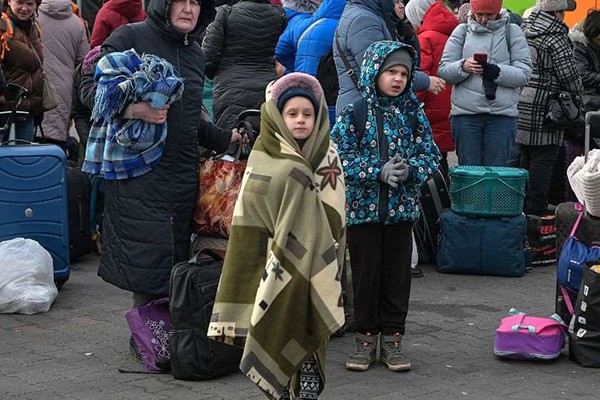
[550, 35, 583, 94]
[413, 70, 430, 92]
[79, 24, 135, 109]
[76, 25, 91, 67]
[330, 104, 385, 188]
[494, 25, 532, 89]
[404, 105, 440, 189]
[202, 6, 229, 80]
[574, 42, 600, 92]
[197, 118, 232, 152]
[438, 24, 470, 85]
[275, 22, 297, 71]
[419, 34, 435, 76]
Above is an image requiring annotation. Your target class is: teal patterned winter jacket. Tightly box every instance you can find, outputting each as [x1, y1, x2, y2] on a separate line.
[331, 41, 440, 226]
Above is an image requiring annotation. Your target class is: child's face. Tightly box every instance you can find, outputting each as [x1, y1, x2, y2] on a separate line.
[376, 65, 409, 97]
[282, 97, 316, 141]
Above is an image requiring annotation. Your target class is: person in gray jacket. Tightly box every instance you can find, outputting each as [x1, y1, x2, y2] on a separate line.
[438, 0, 532, 166]
[38, 0, 89, 145]
[334, 0, 446, 114]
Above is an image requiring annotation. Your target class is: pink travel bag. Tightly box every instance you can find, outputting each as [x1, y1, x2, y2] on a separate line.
[494, 308, 568, 360]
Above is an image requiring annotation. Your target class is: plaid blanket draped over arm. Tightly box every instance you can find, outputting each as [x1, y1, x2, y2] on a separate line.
[82, 49, 184, 180]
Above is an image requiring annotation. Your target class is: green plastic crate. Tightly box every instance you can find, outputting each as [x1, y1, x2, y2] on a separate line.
[449, 166, 529, 217]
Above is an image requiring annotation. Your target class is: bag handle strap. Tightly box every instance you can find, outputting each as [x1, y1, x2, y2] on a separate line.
[569, 203, 585, 237]
[561, 285, 575, 316]
[334, 31, 359, 90]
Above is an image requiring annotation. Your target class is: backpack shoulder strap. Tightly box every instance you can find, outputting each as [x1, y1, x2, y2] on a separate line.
[335, 30, 360, 90]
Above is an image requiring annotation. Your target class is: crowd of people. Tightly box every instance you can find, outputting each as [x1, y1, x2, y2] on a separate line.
[1, 0, 600, 399]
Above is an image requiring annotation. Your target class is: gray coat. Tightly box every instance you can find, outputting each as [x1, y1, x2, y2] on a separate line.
[516, 10, 583, 146]
[333, 0, 430, 114]
[438, 10, 532, 118]
[37, 0, 89, 142]
[79, 0, 231, 296]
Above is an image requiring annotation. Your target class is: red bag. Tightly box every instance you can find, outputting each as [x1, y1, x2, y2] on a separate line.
[193, 156, 247, 238]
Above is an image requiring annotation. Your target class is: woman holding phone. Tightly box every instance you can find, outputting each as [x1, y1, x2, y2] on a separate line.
[438, 0, 532, 166]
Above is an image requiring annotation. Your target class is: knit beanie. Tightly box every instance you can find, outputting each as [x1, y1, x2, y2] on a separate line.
[270, 72, 322, 113]
[535, 0, 568, 12]
[379, 48, 413, 76]
[470, 0, 502, 14]
[404, 0, 435, 28]
[277, 87, 319, 113]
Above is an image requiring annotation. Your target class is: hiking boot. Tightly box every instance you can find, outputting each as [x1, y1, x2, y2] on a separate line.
[345, 333, 378, 371]
[380, 333, 411, 372]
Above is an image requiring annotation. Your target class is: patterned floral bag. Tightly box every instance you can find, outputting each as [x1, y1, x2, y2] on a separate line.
[125, 298, 172, 372]
[193, 154, 247, 238]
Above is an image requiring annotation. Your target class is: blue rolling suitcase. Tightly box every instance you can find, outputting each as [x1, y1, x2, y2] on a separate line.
[0, 144, 70, 288]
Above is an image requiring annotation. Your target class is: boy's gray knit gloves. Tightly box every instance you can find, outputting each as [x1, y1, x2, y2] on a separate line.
[379, 156, 409, 189]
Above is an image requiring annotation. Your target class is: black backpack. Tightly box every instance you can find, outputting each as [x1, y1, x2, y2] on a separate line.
[316, 49, 338, 107]
[297, 19, 338, 106]
[169, 250, 243, 380]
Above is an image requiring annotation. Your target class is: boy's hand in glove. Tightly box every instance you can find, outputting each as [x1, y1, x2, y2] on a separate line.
[379, 155, 408, 189]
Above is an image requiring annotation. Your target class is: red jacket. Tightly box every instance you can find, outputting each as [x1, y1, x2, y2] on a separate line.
[89, 0, 146, 48]
[416, 1, 457, 152]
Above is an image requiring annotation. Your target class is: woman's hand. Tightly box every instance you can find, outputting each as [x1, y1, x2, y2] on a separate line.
[427, 76, 446, 95]
[462, 57, 483, 75]
[131, 102, 170, 124]
[230, 128, 242, 144]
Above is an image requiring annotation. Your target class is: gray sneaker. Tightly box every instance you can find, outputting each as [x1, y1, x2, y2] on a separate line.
[345, 333, 378, 371]
[380, 333, 411, 372]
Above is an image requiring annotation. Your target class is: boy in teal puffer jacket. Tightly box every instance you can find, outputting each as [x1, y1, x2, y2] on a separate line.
[331, 40, 440, 372]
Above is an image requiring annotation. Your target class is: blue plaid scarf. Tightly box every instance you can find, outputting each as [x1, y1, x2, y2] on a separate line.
[82, 49, 184, 180]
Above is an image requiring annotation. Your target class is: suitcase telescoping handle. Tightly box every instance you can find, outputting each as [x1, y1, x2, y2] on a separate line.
[584, 111, 600, 162]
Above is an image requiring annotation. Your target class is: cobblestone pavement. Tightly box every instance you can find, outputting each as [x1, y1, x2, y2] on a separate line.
[1, 255, 599, 400]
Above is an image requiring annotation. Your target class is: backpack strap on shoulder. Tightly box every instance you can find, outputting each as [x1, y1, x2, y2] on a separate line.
[351, 99, 367, 141]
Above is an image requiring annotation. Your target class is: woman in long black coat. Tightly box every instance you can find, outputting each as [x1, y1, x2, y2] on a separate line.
[79, 0, 239, 306]
[202, 0, 286, 130]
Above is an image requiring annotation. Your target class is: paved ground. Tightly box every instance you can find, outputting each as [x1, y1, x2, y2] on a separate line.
[2, 254, 599, 400]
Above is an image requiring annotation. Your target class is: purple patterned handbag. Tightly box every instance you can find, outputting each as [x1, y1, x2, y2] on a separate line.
[125, 298, 172, 372]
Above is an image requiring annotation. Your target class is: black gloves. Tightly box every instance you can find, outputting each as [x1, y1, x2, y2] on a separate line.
[482, 63, 500, 101]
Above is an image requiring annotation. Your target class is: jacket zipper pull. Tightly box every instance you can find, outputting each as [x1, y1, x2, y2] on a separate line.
[184, 34, 188, 46]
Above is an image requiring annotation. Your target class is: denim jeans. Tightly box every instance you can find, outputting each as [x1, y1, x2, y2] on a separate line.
[451, 114, 517, 166]
[0, 117, 35, 143]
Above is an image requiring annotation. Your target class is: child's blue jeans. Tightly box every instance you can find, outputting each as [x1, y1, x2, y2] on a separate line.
[451, 114, 517, 166]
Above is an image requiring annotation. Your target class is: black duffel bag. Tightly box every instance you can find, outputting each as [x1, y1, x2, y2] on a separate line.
[169, 249, 243, 380]
[569, 260, 600, 368]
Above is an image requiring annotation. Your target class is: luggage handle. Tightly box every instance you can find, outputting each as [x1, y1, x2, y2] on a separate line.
[190, 248, 225, 264]
[449, 177, 524, 197]
[584, 111, 600, 162]
[511, 324, 536, 334]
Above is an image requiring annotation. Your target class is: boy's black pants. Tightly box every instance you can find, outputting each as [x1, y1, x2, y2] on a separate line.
[347, 221, 413, 336]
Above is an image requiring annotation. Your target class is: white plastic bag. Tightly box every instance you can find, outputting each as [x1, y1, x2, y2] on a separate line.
[0, 238, 58, 314]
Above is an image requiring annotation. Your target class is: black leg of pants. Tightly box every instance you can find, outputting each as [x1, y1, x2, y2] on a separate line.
[520, 144, 560, 216]
[347, 222, 413, 335]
